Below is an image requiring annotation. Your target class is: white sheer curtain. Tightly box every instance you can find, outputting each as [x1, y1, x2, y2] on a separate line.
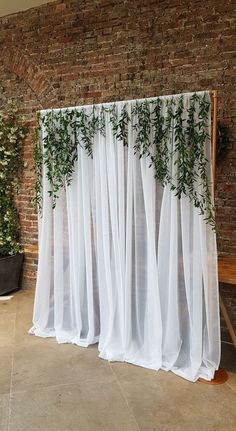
[30, 92, 220, 382]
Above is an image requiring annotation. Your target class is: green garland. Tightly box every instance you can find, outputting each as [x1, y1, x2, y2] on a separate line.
[34, 93, 215, 228]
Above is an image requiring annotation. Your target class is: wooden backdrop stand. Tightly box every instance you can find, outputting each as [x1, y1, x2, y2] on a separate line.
[199, 90, 229, 385]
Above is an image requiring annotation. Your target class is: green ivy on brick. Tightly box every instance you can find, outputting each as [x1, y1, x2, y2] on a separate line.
[0, 103, 28, 256]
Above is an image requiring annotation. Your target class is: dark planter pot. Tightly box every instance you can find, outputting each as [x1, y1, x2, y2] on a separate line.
[0, 253, 24, 295]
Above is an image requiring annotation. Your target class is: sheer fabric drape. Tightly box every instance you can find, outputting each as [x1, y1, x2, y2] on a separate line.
[30, 92, 220, 382]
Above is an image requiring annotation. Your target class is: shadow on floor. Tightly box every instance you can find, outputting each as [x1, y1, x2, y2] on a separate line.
[220, 342, 236, 373]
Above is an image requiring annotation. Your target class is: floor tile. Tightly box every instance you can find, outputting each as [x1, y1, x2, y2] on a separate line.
[9, 381, 138, 431]
[0, 294, 18, 315]
[2, 287, 236, 431]
[16, 289, 35, 315]
[0, 394, 9, 431]
[0, 349, 12, 395]
[14, 312, 39, 346]
[0, 314, 15, 348]
[12, 340, 113, 393]
[111, 363, 236, 431]
[226, 372, 236, 394]
[0, 313, 15, 395]
[11, 290, 114, 393]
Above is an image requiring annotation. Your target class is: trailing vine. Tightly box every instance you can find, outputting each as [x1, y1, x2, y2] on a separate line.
[110, 104, 130, 147]
[173, 96, 187, 197]
[133, 100, 151, 158]
[150, 97, 173, 185]
[33, 93, 215, 229]
[184, 93, 201, 209]
[196, 95, 215, 226]
[99, 106, 106, 137]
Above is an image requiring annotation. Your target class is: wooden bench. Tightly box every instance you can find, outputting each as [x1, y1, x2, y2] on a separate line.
[218, 256, 236, 348]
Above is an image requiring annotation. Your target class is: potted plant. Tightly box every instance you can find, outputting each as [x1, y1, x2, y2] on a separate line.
[0, 102, 28, 295]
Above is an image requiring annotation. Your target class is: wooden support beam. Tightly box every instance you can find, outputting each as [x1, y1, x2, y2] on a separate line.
[210, 90, 236, 349]
[211, 90, 217, 196]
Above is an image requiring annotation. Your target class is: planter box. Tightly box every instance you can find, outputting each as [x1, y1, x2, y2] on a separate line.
[0, 253, 24, 295]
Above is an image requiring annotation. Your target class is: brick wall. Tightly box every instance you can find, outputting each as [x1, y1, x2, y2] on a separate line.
[0, 0, 235, 334]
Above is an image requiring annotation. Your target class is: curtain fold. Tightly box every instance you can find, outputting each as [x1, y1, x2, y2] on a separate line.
[30, 91, 220, 382]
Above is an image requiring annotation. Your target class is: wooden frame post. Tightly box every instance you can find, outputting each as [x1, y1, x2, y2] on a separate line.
[210, 89, 218, 197]
[199, 90, 229, 383]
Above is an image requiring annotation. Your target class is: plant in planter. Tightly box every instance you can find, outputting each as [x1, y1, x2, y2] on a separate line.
[0, 102, 28, 295]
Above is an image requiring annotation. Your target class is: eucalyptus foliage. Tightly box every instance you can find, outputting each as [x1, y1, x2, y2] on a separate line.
[34, 93, 215, 228]
[0, 103, 28, 256]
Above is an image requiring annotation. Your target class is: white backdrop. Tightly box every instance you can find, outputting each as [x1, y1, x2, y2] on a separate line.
[30, 92, 220, 382]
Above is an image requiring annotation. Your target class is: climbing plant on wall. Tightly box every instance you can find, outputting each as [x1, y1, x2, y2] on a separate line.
[0, 103, 28, 256]
[34, 93, 215, 229]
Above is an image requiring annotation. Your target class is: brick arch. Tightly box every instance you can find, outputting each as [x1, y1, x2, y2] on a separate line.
[1, 48, 59, 287]
[2, 47, 57, 108]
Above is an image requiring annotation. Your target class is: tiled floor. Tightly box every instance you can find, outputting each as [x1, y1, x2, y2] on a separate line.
[0, 288, 236, 431]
